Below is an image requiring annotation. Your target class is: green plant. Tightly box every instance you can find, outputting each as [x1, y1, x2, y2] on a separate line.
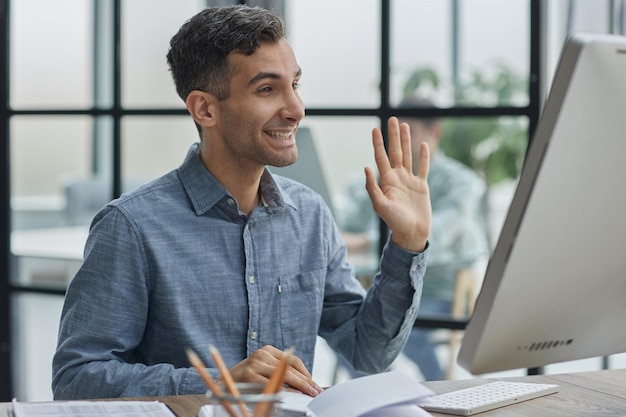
[402, 62, 529, 186]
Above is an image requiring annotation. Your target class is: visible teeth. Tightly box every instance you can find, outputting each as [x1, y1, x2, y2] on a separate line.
[266, 131, 291, 139]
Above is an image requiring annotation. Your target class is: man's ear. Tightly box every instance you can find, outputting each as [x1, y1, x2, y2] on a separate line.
[185, 90, 219, 128]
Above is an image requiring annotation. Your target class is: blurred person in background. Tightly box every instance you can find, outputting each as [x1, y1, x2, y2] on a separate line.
[339, 96, 488, 380]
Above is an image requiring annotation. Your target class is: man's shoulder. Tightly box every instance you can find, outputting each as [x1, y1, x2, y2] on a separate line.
[108, 170, 183, 210]
[90, 171, 187, 233]
[434, 154, 484, 183]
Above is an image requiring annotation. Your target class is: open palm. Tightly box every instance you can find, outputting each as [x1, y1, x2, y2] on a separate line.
[364, 117, 432, 253]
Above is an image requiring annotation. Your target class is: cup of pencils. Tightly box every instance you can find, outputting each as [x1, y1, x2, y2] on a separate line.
[187, 345, 295, 417]
[205, 383, 282, 417]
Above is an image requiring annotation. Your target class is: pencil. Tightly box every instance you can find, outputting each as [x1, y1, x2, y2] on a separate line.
[253, 347, 295, 417]
[208, 344, 251, 417]
[186, 348, 238, 417]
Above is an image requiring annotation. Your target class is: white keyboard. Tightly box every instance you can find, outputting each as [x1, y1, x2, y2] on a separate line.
[416, 381, 559, 415]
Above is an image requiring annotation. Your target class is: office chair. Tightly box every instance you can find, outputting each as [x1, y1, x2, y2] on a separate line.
[61, 175, 145, 226]
[437, 266, 477, 380]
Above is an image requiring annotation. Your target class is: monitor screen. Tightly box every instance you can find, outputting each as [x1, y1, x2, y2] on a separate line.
[457, 32, 626, 375]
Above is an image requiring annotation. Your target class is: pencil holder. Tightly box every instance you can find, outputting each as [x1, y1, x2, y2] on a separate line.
[205, 383, 282, 417]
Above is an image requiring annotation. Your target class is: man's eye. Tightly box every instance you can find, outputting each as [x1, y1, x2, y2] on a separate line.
[293, 82, 302, 90]
[258, 86, 273, 93]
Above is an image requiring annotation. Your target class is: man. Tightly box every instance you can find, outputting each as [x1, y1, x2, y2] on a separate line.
[340, 97, 488, 380]
[52, 5, 431, 400]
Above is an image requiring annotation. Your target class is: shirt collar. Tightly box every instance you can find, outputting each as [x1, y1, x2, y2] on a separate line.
[178, 143, 296, 216]
[260, 169, 297, 212]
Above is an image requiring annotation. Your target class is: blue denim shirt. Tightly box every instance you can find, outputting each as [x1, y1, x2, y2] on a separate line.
[52, 143, 429, 399]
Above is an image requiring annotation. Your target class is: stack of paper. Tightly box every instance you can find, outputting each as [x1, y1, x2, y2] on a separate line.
[12, 399, 176, 417]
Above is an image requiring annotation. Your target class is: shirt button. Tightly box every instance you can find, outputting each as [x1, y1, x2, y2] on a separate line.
[411, 264, 418, 272]
[250, 331, 258, 340]
[249, 276, 255, 284]
[227, 198, 235, 206]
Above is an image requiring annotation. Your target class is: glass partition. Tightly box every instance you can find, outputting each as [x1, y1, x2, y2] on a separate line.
[121, 116, 199, 181]
[285, 0, 381, 108]
[11, 294, 65, 401]
[10, 0, 93, 109]
[121, 0, 204, 108]
[391, 0, 530, 108]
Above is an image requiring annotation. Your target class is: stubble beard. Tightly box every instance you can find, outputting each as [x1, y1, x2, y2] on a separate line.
[221, 113, 299, 168]
[223, 129, 298, 168]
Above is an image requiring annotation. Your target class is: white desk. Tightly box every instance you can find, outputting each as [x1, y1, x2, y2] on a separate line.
[10, 227, 88, 287]
[11, 226, 88, 261]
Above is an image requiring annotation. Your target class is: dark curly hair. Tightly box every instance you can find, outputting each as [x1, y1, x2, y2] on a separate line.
[166, 5, 286, 102]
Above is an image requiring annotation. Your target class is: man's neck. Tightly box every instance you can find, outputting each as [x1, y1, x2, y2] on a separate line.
[230, 179, 263, 216]
[199, 147, 264, 216]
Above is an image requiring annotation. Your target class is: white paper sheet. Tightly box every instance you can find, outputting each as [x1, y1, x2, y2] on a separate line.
[12, 399, 175, 417]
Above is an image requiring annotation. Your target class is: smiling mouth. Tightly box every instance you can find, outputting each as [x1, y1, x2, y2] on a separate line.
[265, 129, 296, 140]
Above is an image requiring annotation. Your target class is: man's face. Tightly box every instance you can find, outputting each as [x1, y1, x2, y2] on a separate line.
[215, 39, 305, 169]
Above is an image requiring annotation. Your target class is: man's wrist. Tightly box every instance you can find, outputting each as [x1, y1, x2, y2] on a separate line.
[390, 234, 429, 253]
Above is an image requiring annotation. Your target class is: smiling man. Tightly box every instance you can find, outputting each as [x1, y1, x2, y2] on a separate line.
[52, 5, 432, 400]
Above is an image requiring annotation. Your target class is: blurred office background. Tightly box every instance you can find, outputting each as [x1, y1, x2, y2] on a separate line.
[1, 0, 625, 402]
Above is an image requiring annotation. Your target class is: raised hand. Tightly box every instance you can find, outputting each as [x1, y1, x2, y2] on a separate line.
[364, 116, 431, 253]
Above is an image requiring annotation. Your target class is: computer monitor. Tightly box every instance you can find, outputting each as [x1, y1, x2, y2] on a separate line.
[457, 32, 626, 375]
[270, 126, 335, 214]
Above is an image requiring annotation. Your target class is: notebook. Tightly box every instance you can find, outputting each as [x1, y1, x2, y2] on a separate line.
[198, 371, 434, 417]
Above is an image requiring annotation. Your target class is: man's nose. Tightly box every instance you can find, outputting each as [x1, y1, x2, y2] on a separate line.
[281, 90, 305, 122]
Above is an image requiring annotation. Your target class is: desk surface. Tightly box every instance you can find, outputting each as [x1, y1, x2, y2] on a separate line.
[3, 369, 626, 416]
[11, 226, 87, 261]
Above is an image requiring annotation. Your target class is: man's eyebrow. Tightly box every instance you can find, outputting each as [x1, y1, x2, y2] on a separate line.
[248, 67, 302, 86]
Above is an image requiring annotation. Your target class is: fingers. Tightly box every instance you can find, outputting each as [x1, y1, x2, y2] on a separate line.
[364, 166, 383, 210]
[386, 117, 403, 169]
[372, 117, 413, 175]
[283, 359, 324, 397]
[416, 141, 430, 180]
[268, 348, 323, 396]
[400, 122, 412, 170]
[371, 126, 390, 175]
[228, 346, 323, 397]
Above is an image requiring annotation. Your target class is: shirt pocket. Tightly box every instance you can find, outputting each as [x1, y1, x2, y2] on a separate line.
[278, 268, 325, 358]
